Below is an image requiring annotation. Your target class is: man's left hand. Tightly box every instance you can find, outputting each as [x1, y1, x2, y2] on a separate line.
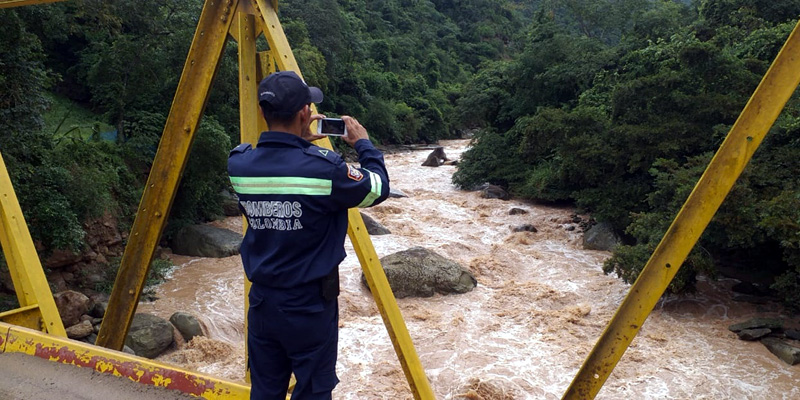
[302, 114, 328, 142]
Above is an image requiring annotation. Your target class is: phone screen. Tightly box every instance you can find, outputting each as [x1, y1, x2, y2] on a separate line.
[319, 118, 346, 136]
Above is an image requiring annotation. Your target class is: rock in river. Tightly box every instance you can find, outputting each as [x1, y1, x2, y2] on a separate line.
[125, 313, 174, 359]
[364, 246, 477, 298]
[171, 224, 242, 258]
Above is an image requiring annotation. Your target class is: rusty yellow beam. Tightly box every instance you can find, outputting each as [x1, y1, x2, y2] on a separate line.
[0, 321, 250, 398]
[255, 51, 273, 136]
[347, 212, 436, 399]
[236, 10, 259, 386]
[0, 152, 66, 336]
[237, 12, 260, 146]
[96, 0, 240, 351]
[0, 0, 68, 9]
[252, 0, 326, 146]
[563, 19, 800, 400]
[254, 2, 434, 397]
[253, 0, 303, 77]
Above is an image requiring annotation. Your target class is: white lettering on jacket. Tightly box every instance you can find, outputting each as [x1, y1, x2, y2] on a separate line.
[240, 201, 304, 231]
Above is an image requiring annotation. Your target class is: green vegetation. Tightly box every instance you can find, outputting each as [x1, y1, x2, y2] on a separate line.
[2, 0, 799, 309]
[453, 0, 800, 305]
[1, 0, 525, 255]
[0, 0, 525, 300]
[44, 94, 115, 141]
[279, 0, 525, 143]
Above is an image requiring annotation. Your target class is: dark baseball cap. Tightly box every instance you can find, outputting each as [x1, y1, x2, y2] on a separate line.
[258, 71, 323, 116]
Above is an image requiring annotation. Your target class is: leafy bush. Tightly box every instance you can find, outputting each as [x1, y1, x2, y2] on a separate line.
[166, 117, 232, 238]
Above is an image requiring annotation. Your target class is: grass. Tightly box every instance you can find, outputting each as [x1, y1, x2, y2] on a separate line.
[43, 93, 115, 141]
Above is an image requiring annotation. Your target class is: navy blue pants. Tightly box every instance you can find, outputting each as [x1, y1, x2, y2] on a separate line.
[248, 284, 340, 400]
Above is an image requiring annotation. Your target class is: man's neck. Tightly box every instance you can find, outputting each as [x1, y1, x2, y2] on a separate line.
[268, 122, 302, 137]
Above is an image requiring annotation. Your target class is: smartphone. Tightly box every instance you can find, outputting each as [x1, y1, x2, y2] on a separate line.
[317, 118, 347, 136]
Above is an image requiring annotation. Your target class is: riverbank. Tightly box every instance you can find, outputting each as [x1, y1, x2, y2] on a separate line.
[143, 139, 800, 399]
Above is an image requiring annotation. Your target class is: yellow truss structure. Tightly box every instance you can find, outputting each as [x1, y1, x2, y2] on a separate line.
[0, 152, 67, 337]
[562, 19, 800, 399]
[1, 0, 434, 398]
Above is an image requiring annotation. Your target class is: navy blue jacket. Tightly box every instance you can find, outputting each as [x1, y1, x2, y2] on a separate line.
[227, 131, 390, 288]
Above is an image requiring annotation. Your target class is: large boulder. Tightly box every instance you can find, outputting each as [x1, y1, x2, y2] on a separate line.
[125, 313, 174, 359]
[786, 330, 800, 341]
[388, 187, 408, 198]
[728, 318, 783, 332]
[44, 249, 83, 269]
[171, 224, 242, 258]
[582, 222, 621, 251]
[65, 320, 94, 339]
[737, 328, 772, 341]
[365, 247, 477, 298]
[762, 337, 800, 365]
[169, 312, 204, 342]
[89, 301, 107, 318]
[511, 224, 538, 233]
[480, 185, 510, 200]
[54, 290, 92, 327]
[360, 212, 391, 235]
[221, 190, 241, 217]
[421, 147, 448, 167]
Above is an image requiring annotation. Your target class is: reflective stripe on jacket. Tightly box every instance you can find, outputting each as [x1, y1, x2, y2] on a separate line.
[227, 131, 390, 288]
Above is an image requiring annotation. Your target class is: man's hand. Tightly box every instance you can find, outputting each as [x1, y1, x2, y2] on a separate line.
[302, 113, 327, 142]
[342, 116, 369, 147]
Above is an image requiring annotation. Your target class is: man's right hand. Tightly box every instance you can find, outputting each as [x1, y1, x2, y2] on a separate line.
[342, 116, 369, 147]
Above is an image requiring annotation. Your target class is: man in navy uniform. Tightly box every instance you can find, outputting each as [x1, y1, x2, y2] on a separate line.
[228, 70, 390, 399]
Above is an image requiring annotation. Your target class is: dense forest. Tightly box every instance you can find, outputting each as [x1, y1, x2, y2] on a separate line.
[452, 0, 800, 305]
[1, 0, 799, 307]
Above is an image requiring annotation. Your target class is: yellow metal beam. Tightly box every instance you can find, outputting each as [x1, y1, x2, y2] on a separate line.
[255, 51, 273, 136]
[347, 213, 436, 399]
[562, 19, 800, 400]
[0, 0, 68, 9]
[0, 304, 42, 330]
[0, 152, 66, 336]
[253, 2, 434, 397]
[96, 0, 241, 351]
[0, 321, 250, 398]
[253, 0, 303, 75]
[237, 10, 259, 385]
[238, 12, 260, 146]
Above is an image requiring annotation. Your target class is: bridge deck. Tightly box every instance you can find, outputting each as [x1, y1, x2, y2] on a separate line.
[0, 352, 194, 400]
[0, 321, 250, 399]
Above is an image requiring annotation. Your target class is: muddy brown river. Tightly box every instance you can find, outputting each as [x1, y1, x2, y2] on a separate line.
[139, 139, 800, 399]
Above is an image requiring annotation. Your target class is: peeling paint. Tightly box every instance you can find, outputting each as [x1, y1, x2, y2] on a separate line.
[30, 342, 226, 395]
[0, 326, 7, 351]
[0, 322, 248, 398]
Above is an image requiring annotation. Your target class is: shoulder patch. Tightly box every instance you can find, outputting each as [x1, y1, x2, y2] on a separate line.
[304, 145, 341, 164]
[229, 143, 252, 156]
[347, 165, 364, 181]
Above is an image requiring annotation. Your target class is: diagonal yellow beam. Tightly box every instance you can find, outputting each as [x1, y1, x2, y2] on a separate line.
[347, 212, 436, 399]
[563, 19, 800, 400]
[235, 9, 259, 385]
[252, 1, 435, 398]
[0, 152, 66, 337]
[96, 0, 241, 351]
[0, 0, 68, 9]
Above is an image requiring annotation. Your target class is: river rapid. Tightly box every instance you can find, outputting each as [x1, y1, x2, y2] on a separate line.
[139, 139, 800, 399]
